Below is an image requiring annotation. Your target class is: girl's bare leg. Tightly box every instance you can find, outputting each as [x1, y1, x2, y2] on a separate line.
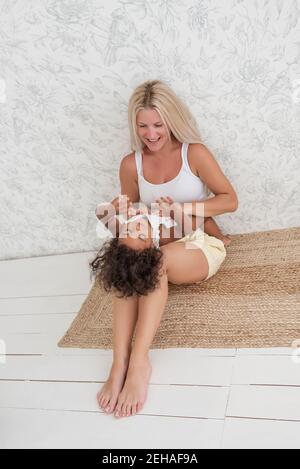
[114, 266, 169, 418]
[114, 243, 209, 419]
[97, 294, 138, 413]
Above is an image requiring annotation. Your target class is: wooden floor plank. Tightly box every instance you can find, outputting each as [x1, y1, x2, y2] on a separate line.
[227, 385, 300, 421]
[0, 313, 75, 334]
[0, 408, 223, 449]
[0, 295, 86, 315]
[0, 353, 234, 386]
[232, 356, 300, 386]
[0, 252, 97, 298]
[0, 380, 229, 419]
[222, 418, 300, 449]
[237, 348, 297, 356]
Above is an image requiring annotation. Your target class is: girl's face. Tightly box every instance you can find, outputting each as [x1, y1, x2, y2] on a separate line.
[119, 214, 154, 250]
[136, 108, 169, 151]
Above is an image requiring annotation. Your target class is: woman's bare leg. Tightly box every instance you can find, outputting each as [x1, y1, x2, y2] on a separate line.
[204, 217, 231, 246]
[97, 294, 138, 413]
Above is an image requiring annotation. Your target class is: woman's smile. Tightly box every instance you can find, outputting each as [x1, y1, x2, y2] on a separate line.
[146, 137, 161, 144]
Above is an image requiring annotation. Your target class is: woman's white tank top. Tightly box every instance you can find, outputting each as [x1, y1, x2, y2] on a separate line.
[134, 142, 210, 208]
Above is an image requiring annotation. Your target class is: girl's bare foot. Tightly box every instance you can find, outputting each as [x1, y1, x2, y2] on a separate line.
[97, 359, 129, 414]
[114, 356, 152, 418]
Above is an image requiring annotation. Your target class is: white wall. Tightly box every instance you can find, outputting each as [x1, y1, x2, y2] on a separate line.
[0, 0, 299, 260]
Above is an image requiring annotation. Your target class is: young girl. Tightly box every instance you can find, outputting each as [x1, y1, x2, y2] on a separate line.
[90, 195, 229, 418]
[90, 194, 230, 299]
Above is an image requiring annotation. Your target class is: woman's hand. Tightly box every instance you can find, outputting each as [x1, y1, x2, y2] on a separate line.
[111, 196, 150, 219]
[111, 195, 133, 216]
[155, 196, 183, 218]
[155, 196, 173, 216]
[128, 205, 149, 217]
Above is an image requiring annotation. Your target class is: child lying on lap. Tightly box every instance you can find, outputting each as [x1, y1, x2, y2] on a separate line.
[90, 195, 230, 298]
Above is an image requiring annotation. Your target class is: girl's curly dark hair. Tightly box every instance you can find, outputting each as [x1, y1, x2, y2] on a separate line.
[89, 237, 165, 299]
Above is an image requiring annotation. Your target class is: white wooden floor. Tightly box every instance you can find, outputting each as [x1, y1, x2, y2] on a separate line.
[0, 251, 300, 449]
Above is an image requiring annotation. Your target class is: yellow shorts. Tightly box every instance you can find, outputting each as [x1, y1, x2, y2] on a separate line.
[174, 228, 227, 281]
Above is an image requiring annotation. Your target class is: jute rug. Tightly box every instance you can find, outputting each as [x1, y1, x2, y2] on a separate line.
[58, 226, 300, 349]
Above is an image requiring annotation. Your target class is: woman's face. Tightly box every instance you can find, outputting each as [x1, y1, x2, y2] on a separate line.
[136, 108, 169, 151]
[119, 214, 154, 250]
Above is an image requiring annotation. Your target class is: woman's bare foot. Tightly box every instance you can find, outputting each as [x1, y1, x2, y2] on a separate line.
[97, 359, 129, 414]
[219, 234, 231, 246]
[114, 355, 152, 418]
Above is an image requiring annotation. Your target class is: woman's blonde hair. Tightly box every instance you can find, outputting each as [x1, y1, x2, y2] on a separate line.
[127, 79, 210, 196]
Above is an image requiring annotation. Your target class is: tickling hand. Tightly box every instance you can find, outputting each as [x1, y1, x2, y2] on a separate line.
[155, 196, 183, 218]
[111, 195, 133, 216]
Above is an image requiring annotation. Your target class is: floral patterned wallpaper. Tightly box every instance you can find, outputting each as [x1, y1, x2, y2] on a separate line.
[0, 0, 299, 260]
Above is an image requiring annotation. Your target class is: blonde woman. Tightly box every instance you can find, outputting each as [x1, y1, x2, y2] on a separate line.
[91, 80, 238, 419]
